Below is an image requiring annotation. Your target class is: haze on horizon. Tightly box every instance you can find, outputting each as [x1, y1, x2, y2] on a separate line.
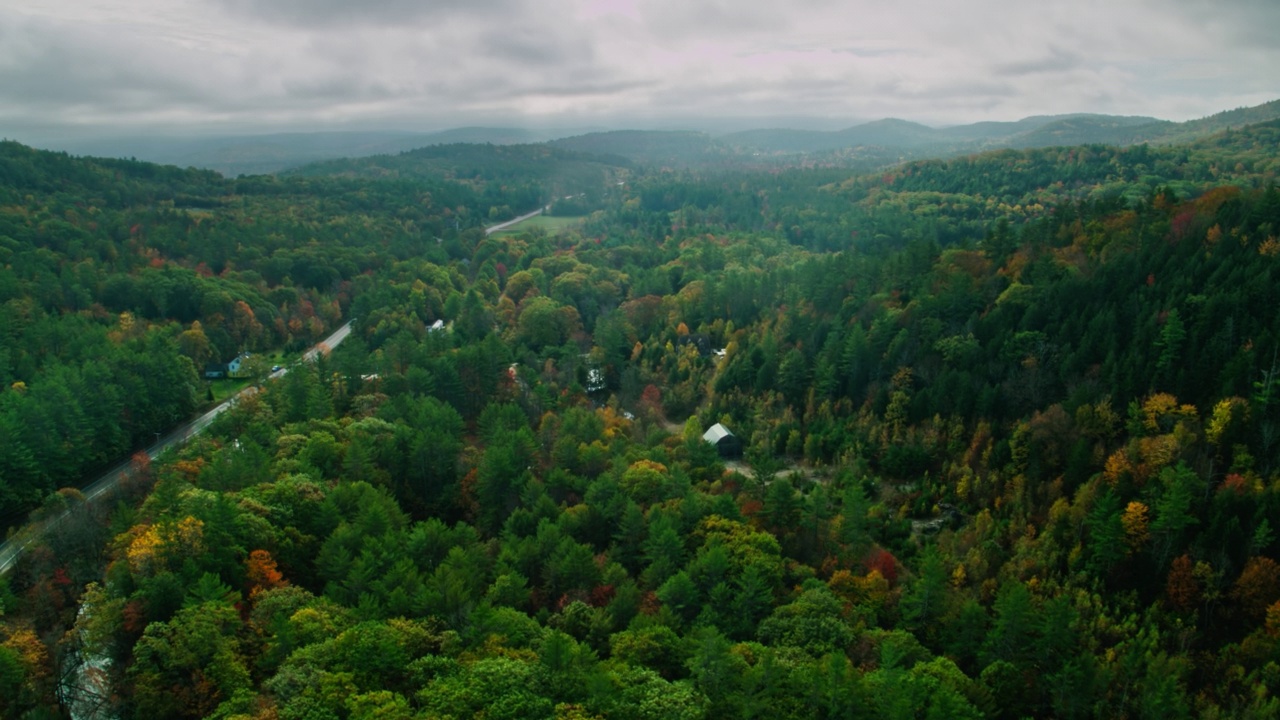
[2, 0, 1277, 143]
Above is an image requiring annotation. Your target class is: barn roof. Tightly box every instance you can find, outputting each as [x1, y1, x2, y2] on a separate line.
[702, 423, 735, 444]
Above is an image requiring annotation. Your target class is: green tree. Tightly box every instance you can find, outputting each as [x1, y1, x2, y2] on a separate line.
[839, 480, 873, 556]
[0, 646, 27, 719]
[129, 600, 251, 719]
[418, 656, 554, 720]
[685, 627, 744, 717]
[656, 571, 701, 627]
[1150, 463, 1202, 566]
[1153, 309, 1185, 387]
[1087, 489, 1126, 576]
[982, 581, 1036, 667]
[757, 586, 854, 657]
[900, 546, 950, 641]
[642, 512, 685, 587]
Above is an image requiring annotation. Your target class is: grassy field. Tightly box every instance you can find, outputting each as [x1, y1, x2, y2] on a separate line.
[491, 214, 585, 236]
[208, 378, 253, 404]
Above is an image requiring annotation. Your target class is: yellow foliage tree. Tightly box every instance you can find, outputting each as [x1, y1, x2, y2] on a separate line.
[168, 516, 206, 557]
[2, 628, 51, 687]
[1206, 397, 1249, 447]
[827, 569, 860, 606]
[1136, 435, 1181, 476]
[1121, 501, 1150, 550]
[1103, 450, 1132, 485]
[125, 516, 205, 575]
[1205, 223, 1223, 248]
[1141, 393, 1196, 434]
[125, 525, 163, 575]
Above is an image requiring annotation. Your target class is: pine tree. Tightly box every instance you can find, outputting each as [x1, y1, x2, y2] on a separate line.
[1087, 490, 1126, 576]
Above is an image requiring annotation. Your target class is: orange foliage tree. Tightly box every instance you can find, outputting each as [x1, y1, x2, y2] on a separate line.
[245, 549, 287, 597]
[1166, 554, 1199, 614]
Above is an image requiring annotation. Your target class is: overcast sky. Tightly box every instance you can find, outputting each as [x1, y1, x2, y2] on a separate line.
[2, 0, 1277, 139]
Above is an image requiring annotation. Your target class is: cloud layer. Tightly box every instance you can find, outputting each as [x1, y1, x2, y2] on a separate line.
[2, 0, 1277, 137]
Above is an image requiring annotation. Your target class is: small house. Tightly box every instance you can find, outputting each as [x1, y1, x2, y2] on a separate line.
[702, 423, 742, 458]
[227, 353, 252, 379]
[677, 333, 713, 357]
[204, 353, 250, 379]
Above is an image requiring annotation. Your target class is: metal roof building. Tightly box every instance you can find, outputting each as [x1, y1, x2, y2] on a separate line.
[702, 423, 742, 458]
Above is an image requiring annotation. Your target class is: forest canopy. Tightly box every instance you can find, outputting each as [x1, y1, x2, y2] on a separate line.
[1, 118, 1280, 719]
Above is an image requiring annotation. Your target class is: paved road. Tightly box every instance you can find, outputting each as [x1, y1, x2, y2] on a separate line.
[485, 207, 545, 235]
[301, 321, 351, 362]
[0, 321, 353, 577]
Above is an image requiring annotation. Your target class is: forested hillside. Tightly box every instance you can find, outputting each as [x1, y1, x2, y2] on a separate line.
[289, 143, 632, 218]
[548, 131, 745, 170]
[0, 141, 503, 527]
[1, 119, 1279, 719]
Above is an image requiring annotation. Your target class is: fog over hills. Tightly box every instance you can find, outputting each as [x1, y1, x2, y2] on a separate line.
[20, 99, 1280, 176]
[37, 127, 604, 177]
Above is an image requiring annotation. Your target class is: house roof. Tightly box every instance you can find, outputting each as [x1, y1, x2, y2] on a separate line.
[702, 423, 735, 444]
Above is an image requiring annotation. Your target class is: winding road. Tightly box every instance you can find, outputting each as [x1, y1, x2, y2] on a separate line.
[0, 321, 353, 577]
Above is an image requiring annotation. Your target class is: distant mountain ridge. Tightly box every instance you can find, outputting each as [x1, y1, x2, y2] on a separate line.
[724, 113, 1174, 154]
[548, 130, 735, 168]
[539, 100, 1279, 168]
[22, 99, 1280, 175]
[38, 127, 600, 176]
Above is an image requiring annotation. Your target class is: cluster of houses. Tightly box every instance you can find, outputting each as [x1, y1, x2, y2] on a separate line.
[202, 342, 744, 461]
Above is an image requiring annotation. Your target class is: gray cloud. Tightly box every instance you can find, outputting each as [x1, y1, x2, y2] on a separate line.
[476, 27, 595, 67]
[636, 0, 796, 38]
[994, 46, 1084, 77]
[1, 0, 1276, 140]
[281, 75, 397, 102]
[875, 78, 1019, 101]
[212, 0, 520, 28]
[1173, 0, 1280, 46]
[0, 16, 218, 118]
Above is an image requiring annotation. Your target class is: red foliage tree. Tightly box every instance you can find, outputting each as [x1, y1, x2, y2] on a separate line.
[1232, 556, 1280, 621]
[590, 584, 616, 607]
[864, 548, 899, 587]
